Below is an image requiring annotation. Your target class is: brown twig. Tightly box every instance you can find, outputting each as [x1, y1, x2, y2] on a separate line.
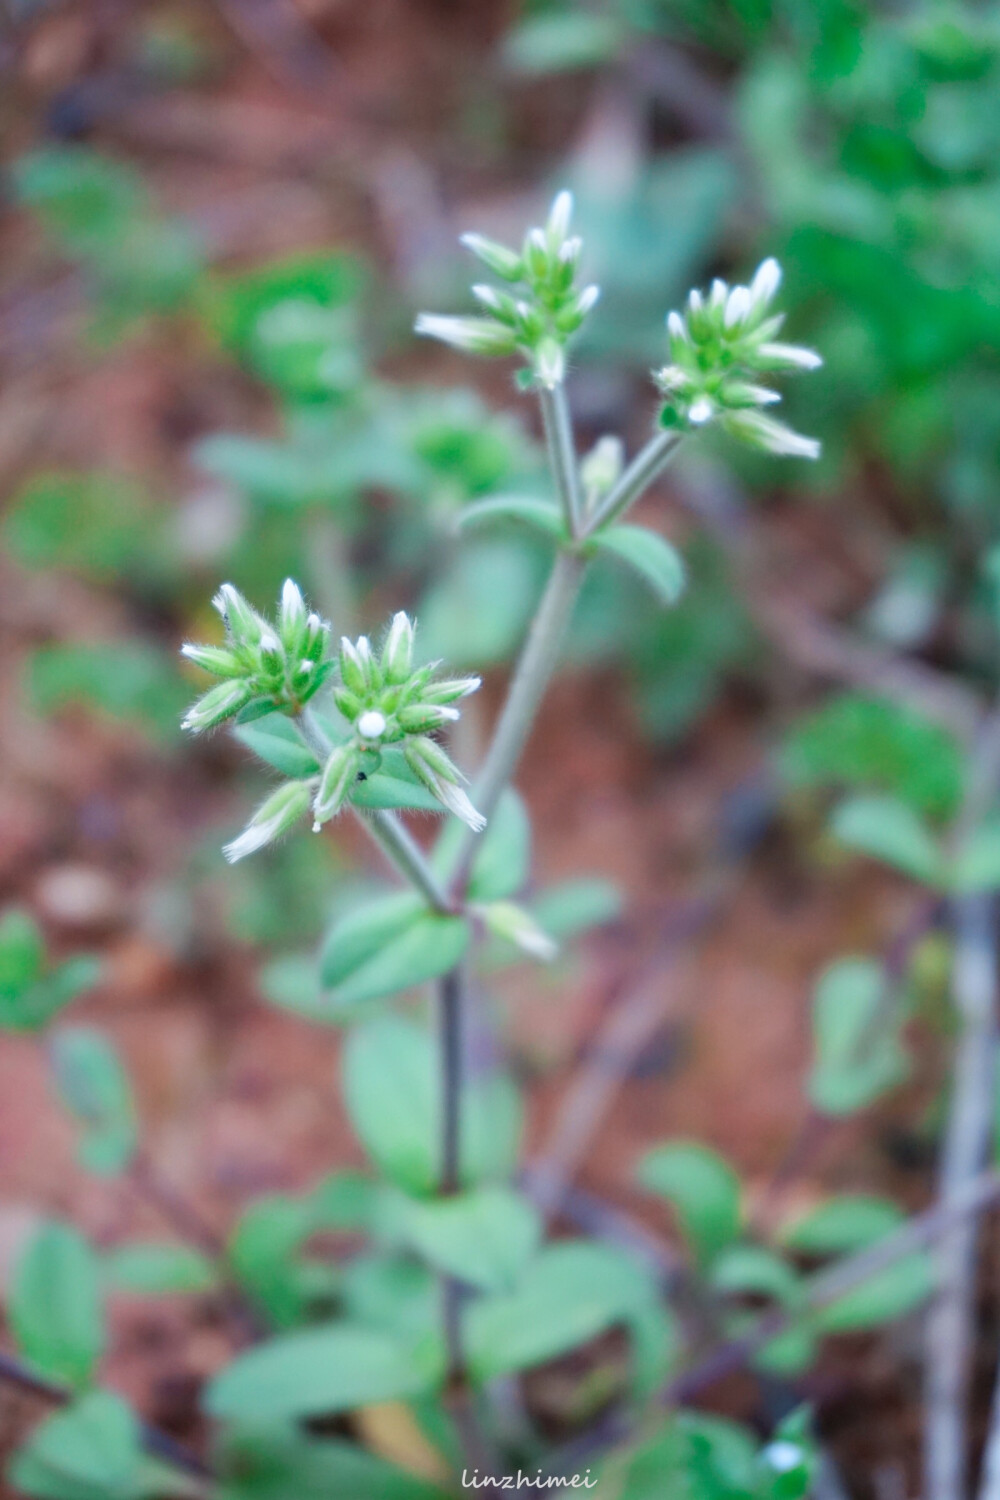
[0, 1351, 211, 1479]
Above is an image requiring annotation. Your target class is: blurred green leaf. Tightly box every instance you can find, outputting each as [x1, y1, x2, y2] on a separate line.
[7, 1391, 144, 1500]
[343, 1016, 521, 1195]
[28, 643, 187, 741]
[395, 1184, 541, 1292]
[781, 1195, 905, 1254]
[10, 1221, 105, 1388]
[637, 1141, 741, 1266]
[831, 794, 942, 884]
[808, 957, 908, 1115]
[781, 693, 963, 819]
[591, 526, 686, 606]
[205, 1323, 441, 1422]
[103, 1243, 219, 1297]
[217, 1423, 446, 1500]
[49, 1026, 137, 1177]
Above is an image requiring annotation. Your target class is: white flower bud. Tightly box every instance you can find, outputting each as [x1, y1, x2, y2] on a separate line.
[339, 635, 375, 693]
[212, 583, 262, 646]
[180, 643, 242, 677]
[313, 744, 360, 823]
[750, 257, 782, 308]
[581, 435, 624, 502]
[357, 710, 387, 741]
[724, 285, 753, 328]
[721, 409, 820, 459]
[279, 578, 307, 638]
[546, 190, 573, 248]
[460, 232, 524, 282]
[688, 396, 715, 425]
[436, 781, 487, 833]
[414, 314, 518, 356]
[381, 611, 415, 684]
[181, 679, 253, 733]
[223, 780, 312, 863]
[478, 900, 557, 961]
[756, 341, 823, 371]
[666, 309, 689, 343]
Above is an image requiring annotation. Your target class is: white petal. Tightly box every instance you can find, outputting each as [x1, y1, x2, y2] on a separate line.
[750, 257, 782, 306]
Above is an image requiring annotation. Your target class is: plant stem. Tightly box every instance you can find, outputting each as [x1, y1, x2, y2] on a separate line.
[445, 547, 587, 894]
[586, 428, 682, 533]
[298, 706, 451, 913]
[538, 382, 583, 538]
[438, 966, 463, 1195]
[364, 809, 453, 914]
[925, 892, 998, 1500]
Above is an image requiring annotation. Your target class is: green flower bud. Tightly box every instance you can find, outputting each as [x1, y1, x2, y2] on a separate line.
[381, 611, 415, 684]
[222, 780, 312, 863]
[460, 232, 524, 282]
[313, 743, 361, 825]
[181, 679, 253, 734]
[476, 900, 558, 962]
[420, 675, 481, 706]
[404, 737, 485, 833]
[213, 583, 264, 648]
[180, 643, 244, 678]
[397, 703, 460, 734]
[339, 635, 377, 695]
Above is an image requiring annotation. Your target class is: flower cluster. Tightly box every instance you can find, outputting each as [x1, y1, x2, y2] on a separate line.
[318, 613, 483, 832]
[415, 190, 598, 389]
[655, 258, 822, 458]
[181, 580, 332, 732]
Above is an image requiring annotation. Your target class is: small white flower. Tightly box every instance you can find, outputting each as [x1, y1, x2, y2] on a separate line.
[357, 710, 387, 741]
[688, 396, 715, 425]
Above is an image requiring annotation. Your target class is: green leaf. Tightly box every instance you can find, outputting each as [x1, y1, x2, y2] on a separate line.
[396, 1185, 541, 1291]
[2, 958, 102, 1033]
[781, 1195, 905, 1255]
[950, 816, 1000, 893]
[0, 909, 44, 996]
[205, 1323, 441, 1422]
[320, 894, 470, 1016]
[10, 1221, 105, 1387]
[530, 878, 623, 940]
[590, 526, 686, 606]
[49, 1026, 137, 1176]
[102, 1244, 219, 1296]
[637, 1141, 741, 1266]
[417, 538, 545, 669]
[343, 1016, 521, 1195]
[814, 1251, 934, 1333]
[831, 794, 942, 884]
[710, 1245, 801, 1305]
[216, 1422, 446, 1500]
[3, 472, 161, 583]
[465, 1240, 670, 1389]
[779, 692, 963, 819]
[228, 1194, 325, 1329]
[234, 714, 320, 778]
[349, 747, 443, 813]
[7, 1391, 143, 1500]
[808, 957, 908, 1115]
[455, 495, 566, 540]
[503, 11, 623, 73]
[28, 643, 187, 741]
